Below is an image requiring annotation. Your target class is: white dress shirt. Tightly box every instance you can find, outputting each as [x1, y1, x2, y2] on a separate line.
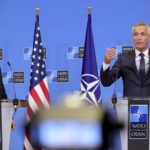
[103, 49, 149, 73]
[135, 49, 149, 73]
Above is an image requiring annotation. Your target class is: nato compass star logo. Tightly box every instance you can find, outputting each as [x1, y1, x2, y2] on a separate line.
[46, 70, 57, 83]
[80, 74, 101, 106]
[130, 105, 147, 122]
[67, 47, 79, 59]
[24, 47, 32, 60]
[2, 71, 13, 84]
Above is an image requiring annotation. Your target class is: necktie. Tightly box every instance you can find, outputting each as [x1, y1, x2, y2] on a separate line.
[139, 53, 146, 79]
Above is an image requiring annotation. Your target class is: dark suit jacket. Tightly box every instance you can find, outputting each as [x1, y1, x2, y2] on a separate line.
[100, 50, 150, 97]
[0, 68, 7, 99]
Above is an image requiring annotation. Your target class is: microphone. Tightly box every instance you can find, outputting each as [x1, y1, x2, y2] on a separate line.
[7, 61, 18, 110]
[111, 68, 119, 109]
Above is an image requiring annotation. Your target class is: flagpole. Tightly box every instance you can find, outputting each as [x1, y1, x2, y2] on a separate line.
[87, 7, 92, 14]
[36, 8, 40, 15]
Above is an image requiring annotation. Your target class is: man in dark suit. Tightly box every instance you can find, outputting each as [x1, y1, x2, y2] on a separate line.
[0, 68, 16, 130]
[0, 69, 7, 99]
[100, 22, 150, 97]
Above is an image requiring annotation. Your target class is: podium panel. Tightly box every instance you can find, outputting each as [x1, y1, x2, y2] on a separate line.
[116, 99, 128, 150]
[1, 102, 13, 150]
[116, 98, 149, 150]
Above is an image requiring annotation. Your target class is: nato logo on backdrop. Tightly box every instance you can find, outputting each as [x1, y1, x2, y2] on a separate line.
[0, 48, 3, 60]
[67, 46, 133, 60]
[24, 47, 32, 60]
[109, 45, 133, 56]
[2, 71, 13, 84]
[67, 46, 84, 59]
[24, 47, 47, 60]
[130, 105, 148, 139]
[46, 70, 69, 83]
[2, 71, 24, 84]
[46, 70, 57, 83]
[57, 71, 68, 82]
[13, 72, 24, 83]
[122, 46, 133, 53]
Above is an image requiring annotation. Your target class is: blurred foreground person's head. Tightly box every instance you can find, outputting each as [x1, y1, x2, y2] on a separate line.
[27, 92, 123, 150]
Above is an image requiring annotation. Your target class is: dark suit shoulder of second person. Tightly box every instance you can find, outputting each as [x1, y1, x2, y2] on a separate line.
[0, 68, 7, 100]
[115, 50, 135, 68]
[100, 50, 136, 87]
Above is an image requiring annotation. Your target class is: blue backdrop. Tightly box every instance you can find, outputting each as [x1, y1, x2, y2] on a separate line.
[0, 0, 150, 149]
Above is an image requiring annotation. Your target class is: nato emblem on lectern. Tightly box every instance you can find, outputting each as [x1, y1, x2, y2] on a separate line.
[130, 105, 148, 139]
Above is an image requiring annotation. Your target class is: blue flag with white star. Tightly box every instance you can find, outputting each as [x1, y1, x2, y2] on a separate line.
[80, 14, 101, 106]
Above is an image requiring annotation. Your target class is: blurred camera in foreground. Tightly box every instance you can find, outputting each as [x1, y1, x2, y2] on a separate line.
[28, 93, 123, 150]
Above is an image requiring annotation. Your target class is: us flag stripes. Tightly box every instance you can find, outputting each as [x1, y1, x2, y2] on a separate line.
[24, 9, 50, 150]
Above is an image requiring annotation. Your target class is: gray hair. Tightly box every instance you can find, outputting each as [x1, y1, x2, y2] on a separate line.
[132, 22, 150, 35]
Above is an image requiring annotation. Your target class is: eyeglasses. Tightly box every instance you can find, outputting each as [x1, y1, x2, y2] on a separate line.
[132, 32, 149, 37]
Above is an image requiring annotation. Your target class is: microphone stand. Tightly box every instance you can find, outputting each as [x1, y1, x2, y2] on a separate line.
[111, 68, 118, 110]
[7, 61, 18, 111]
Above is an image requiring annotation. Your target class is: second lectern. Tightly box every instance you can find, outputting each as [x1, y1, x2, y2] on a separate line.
[116, 98, 149, 150]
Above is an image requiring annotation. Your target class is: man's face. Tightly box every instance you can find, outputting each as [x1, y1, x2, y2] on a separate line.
[132, 25, 150, 52]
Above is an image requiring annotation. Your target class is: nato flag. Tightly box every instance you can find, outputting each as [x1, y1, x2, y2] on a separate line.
[80, 13, 101, 106]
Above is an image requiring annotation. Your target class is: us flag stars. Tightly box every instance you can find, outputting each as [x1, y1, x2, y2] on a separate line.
[29, 25, 46, 87]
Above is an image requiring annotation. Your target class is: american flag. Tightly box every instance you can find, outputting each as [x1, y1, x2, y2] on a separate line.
[24, 12, 50, 150]
[80, 13, 101, 107]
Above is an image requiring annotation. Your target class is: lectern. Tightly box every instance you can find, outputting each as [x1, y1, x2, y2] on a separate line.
[0, 99, 28, 150]
[116, 98, 149, 150]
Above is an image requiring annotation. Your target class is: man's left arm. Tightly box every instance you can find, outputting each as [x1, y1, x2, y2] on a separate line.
[100, 55, 121, 86]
